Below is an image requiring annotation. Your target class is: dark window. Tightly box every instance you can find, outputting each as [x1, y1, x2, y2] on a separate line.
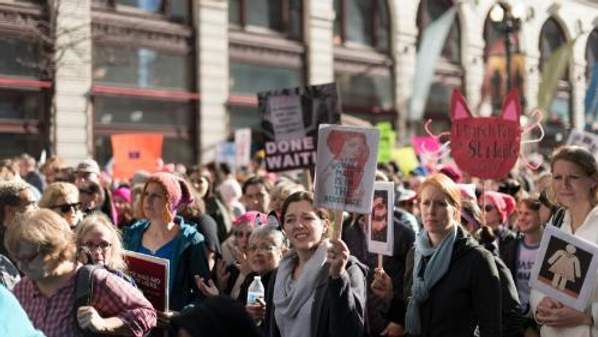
[539, 18, 568, 76]
[334, 0, 390, 51]
[94, 96, 193, 127]
[93, 45, 193, 90]
[113, 0, 190, 23]
[229, 0, 302, 40]
[230, 62, 302, 95]
[586, 30, 598, 79]
[0, 89, 44, 120]
[0, 37, 42, 78]
[0, 133, 42, 159]
[335, 70, 393, 110]
[417, 0, 460, 64]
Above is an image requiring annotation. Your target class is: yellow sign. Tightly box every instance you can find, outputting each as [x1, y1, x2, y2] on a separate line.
[392, 147, 419, 176]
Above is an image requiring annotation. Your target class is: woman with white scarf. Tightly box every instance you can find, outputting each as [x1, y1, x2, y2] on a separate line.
[372, 173, 502, 337]
[264, 191, 368, 337]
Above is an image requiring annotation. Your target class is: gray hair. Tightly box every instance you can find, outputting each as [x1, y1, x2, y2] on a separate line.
[0, 179, 31, 223]
[249, 224, 286, 249]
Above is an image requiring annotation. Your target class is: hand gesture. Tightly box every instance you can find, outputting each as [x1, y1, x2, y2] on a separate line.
[195, 276, 220, 297]
[77, 306, 106, 333]
[246, 300, 266, 322]
[371, 267, 393, 302]
[327, 239, 350, 279]
[536, 298, 592, 327]
[232, 246, 252, 276]
[214, 259, 231, 291]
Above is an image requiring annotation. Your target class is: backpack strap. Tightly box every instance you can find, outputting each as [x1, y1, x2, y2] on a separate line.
[551, 208, 566, 228]
[73, 264, 102, 337]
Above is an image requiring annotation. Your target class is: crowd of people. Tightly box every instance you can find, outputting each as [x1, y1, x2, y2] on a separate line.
[0, 144, 597, 337]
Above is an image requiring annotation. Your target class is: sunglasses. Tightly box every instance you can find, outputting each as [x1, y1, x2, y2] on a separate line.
[52, 202, 80, 214]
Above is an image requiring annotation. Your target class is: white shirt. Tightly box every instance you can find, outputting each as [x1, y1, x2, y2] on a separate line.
[530, 206, 598, 337]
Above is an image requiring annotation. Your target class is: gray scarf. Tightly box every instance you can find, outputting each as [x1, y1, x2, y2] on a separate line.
[405, 225, 457, 335]
[273, 240, 329, 333]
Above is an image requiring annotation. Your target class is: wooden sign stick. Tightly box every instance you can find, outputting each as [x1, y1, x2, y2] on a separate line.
[333, 209, 344, 240]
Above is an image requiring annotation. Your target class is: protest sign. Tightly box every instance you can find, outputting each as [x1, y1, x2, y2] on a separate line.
[530, 226, 598, 311]
[123, 251, 170, 312]
[411, 136, 441, 155]
[259, 83, 341, 172]
[450, 89, 521, 180]
[111, 134, 163, 180]
[566, 129, 598, 157]
[368, 182, 395, 256]
[235, 128, 252, 168]
[216, 142, 236, 169]
[314, 124, 379, 214]
[392, 147, 419, 176]
[376, 122, 395, 162]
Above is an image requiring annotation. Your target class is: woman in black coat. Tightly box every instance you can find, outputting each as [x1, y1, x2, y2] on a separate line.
[373, 174, 502, 337]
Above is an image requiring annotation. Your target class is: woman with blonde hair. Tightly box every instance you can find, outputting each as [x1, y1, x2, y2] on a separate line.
[39, 182, 83, 228]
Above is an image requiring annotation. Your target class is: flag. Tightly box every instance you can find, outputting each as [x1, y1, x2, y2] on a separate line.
[585, 65, 598, 129]
[537, 38, 577, 114]
[409, 6, 457, 121]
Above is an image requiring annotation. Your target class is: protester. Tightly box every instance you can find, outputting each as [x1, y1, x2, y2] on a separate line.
[479, 191, 518, 255]
[241, 175, 272, 213]
[40, 155, 67, 185]
[123, 172, 210, 315]
[38, 182, 83, 228]
[112, 186, 135, 227]
[0, 253, 20, 289]
[6, 209, 156, 337]
[373, 174, 502, 337]
[17, 153, 45, 193]
[0, 179, 37, 256]
[531, 146, 598, 336]
[74, 159, 116, 223]
[0, 284, 45, 337]
[264, 191, 368, 337]
[198, 172, 233, 243]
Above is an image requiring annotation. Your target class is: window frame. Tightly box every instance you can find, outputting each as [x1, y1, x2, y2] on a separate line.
[334, 0, 391, 52]
[228, 0, 303, 40]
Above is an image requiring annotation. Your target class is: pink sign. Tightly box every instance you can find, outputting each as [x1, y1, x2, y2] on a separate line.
[411, 136, 441, 155]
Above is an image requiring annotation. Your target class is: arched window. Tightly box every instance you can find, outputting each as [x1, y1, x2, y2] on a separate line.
[483, 3, 524, 114]
[586, 30, 598, 79]
[333, 0, 394, 126]
[229, 0, 302, 40]
[415, 0, 462, 134]
[539, 17, 571, 151]
[333, 0, 390, 51]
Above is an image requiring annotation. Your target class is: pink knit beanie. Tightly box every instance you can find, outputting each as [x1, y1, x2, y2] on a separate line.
[481, 191, 516, 223]
[146, 172, 194, 212]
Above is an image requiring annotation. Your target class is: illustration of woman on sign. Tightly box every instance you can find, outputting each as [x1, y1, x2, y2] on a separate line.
[548, 244, 581, 290]
[321, 130, 370, 206]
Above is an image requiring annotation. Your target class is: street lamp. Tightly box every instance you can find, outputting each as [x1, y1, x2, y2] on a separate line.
[490, 2, 525, 92]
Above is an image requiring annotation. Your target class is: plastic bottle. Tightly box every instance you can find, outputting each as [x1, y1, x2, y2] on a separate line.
[246, 275, 265, 305]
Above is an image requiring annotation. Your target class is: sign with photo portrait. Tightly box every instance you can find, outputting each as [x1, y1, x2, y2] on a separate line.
[529, 225, 598, 311]
[367, 181, 395, 256]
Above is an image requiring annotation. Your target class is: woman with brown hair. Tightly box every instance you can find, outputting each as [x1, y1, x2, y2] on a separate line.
[39, 182, 83, 228]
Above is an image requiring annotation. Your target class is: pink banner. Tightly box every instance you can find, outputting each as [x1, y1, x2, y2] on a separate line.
[411, 136, 440, 155]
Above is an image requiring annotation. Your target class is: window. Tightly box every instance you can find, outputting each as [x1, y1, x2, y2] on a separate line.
[112, 0, 190, 23]
[230, 62, 302, 95]
[229, 0, 302, 39]
[0, 37, 43, 78]
[586, 30, 598, 79]
[334, 0, 390, 51]
[539, 18, 568, 76]
[417, 0, 460, 64]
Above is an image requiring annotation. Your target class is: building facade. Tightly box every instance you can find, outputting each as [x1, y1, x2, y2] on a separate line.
[1, 0, 598, 165]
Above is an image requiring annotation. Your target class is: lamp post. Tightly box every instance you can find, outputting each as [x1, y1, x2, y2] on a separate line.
[490, 3, 525, 92]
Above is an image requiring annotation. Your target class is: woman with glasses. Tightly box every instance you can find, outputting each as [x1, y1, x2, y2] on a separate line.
[75, 213, 134, 285]
[123, 172, 210, 320]
[478, 191, 517, 255]
[531, 146, 598, 337]
[39, 182, 83, 228]
[6, 209, 156, 337]
[264, 191, 368, 337]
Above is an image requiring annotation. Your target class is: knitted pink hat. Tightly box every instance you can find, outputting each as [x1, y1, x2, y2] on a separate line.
[146, 172, 194, 212]
[481, 191, 516, 223]
[233, 211, 267, 228]
[112, 187, 131, 203]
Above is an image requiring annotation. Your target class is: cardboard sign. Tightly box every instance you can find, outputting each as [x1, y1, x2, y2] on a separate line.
[314, 125, 380, 214]
[259, 83, 341, 172]
[530, 226, 598, 311]
[392, 147, 420, 176]
[368, 181, 395, 256]
[235, 128, 252, 168]
[216, 142, 236, 169]
[566, 129, 598, 157]
[411, 136, 441, 155]
[111, 134, 163, 180]
[376, 122, 395, 163]
[450, 89, 521, 180]
[123, 250, 170, 312]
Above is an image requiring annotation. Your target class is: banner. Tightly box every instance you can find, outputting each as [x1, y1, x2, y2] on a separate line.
[392, 147, 419, 176]
[314, 125, 380, 214]
[124, 250, 170, 312]
[216, 142, 236, 169]
[450, 89, 521, 180]
[376, 122, 395, 162]
[368, 181, 395, 256]
[411, 136, 441, 155]
[111, 134, 163, 180]
[538, 38, 577, 114]
[566, 129, 598, 157]
[234, 128, 252, 168]
[409, 6, 457, 121]
[259, 83, 341, 172]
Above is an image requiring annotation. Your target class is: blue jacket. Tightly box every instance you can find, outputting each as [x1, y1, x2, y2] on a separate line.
[123, 216, 210, 311]
[0, 284, 45, 337]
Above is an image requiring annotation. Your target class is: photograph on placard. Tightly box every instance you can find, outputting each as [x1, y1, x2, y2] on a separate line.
[529, 225, 598, 311]
[367, 182, 395, 256]
[314, 124, 380, 214]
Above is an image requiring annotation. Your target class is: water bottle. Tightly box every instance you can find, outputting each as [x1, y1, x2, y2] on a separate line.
[246, 275, 265, 305]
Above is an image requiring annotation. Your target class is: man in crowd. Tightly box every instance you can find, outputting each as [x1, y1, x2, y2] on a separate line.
[241, 176, 272, 214]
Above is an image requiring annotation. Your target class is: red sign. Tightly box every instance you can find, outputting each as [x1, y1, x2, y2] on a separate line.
[123, 251, 169, 312]
[111, 134, 163, 180]
[450, 89, 521, 180]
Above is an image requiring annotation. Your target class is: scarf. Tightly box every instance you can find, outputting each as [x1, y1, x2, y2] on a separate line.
[405, 225, 458, 335]
[273, 240, 329, 335]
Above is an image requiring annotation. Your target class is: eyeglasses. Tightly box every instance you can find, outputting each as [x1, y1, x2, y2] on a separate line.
[52, 202, 80, 214]
[80, 241, 112, 252]
[233, 231, 252, 238]
[480, 205, 495, 212]
[13, 244, 45, 265]
[247, 244, 277, 253]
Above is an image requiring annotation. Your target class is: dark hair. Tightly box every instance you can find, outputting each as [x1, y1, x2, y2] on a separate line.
[520, 198, 541, 211]
[242, 175, 272, 195]
[280, 191, 330, 226]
